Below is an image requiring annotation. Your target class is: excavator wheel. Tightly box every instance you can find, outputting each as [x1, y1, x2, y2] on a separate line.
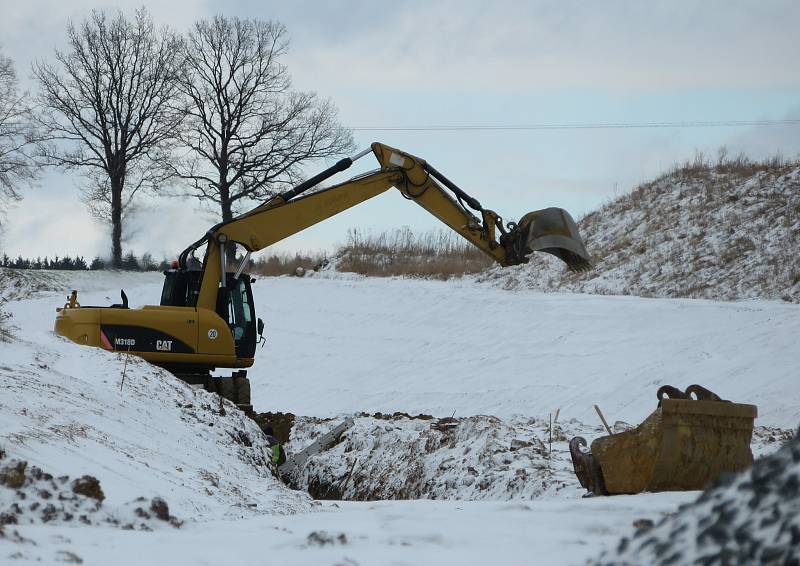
[218, 378, 236, 404]
[234, 375, 251, 406]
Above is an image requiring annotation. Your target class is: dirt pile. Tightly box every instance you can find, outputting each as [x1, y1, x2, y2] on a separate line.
[252, 411, 296, 444]
[0, 268, 66, 303]
[284, 414, 585, 501]
[0, 449, 181, 530]
[593, 427, 799, 565]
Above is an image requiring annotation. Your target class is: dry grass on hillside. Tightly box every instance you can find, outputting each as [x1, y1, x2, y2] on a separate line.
[335, 227, 493, 279]
[0, 303, 13, 342]
[249, 227, 494, 279]
[250, 251, 328, 277]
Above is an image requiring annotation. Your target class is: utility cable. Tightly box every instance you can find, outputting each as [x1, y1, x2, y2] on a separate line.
[350, 119, 800, 132]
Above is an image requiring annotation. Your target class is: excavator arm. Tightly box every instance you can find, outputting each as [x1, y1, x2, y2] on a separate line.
[184, 142, 591, 311]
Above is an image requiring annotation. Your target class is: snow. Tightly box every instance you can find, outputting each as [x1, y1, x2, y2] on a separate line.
[2, 495, 698, 566]
[284, 414, 586, 502]
[250, 276, 800, 428]
[0, 269, 797, 564]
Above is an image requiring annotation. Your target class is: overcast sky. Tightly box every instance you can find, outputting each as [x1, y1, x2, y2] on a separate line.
[2, 0, 799, 260]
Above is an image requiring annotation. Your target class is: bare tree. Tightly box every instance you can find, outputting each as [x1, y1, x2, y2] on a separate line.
[33, 8, 184, 267]
[173, 16, 354, 224]
[0, 48, 40, 232]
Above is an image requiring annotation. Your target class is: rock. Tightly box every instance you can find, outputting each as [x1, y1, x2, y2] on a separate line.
[41, 503, 58, 523]
[71, 476, 105, 502]
[0, 460, 27, 489]
[55, 550, 83, 564]
[510, 439, 532, 451]
[632, 518, 654, 531]
[760, 545, 788, 563]
[150, 497, 170, 521]
[307, 530, 347, 546]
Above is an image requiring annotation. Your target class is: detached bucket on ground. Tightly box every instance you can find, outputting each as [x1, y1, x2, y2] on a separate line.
[570, 385, 757, 495]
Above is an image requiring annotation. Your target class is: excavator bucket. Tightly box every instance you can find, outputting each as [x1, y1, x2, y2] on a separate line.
[570, 385, 757, 495]
[515, 207, 592, 272]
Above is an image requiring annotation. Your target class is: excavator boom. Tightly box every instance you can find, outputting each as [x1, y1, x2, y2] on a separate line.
[187, 142, 592, 311]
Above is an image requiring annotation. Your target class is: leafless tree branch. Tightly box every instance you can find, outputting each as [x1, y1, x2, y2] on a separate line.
[170, 16, 354, 223]
[0, 48, 43, 233]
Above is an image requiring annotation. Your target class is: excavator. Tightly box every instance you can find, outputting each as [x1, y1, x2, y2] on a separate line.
[54, 142, 592, 409]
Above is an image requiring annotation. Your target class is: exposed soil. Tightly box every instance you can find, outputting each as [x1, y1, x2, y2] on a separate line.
[252, 412, 296, 444]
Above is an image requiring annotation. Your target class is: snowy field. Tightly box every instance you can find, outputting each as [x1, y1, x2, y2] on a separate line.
[251, 275, 799, 428]
[1, 270, 798, 565]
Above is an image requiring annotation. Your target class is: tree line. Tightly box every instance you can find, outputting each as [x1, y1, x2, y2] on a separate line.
[0, 9, 353, 268]
[1, 252, 170, 271]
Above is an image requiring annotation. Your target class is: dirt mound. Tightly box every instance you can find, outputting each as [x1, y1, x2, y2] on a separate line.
[252, 412, 296, 444]
[0, 451, 181, 530]
[284, 414, 583, 501]
[593, 427, 800, 565]
[0, 268, 67, 303]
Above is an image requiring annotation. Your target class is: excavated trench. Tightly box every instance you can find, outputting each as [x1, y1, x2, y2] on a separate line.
[255, 412, 586, 502]
[251, 411, 795, 503]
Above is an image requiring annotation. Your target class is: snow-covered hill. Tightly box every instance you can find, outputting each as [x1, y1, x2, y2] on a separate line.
[478, 162, 800, 302]
[0, 273, 311, 533]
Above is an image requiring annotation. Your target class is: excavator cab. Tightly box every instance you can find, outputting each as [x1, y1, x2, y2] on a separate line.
[160, 268, 258, 359]
[217, 273, 257, 359]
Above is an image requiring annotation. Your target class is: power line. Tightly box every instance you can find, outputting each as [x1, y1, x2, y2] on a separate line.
[350, 119, 800, 132]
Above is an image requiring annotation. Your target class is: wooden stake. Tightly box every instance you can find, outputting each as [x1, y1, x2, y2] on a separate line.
[594, 404, 614, 435]
[119, 347, 131, 392]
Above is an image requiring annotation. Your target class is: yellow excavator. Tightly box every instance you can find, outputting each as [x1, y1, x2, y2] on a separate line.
[54, 142, 592, 408]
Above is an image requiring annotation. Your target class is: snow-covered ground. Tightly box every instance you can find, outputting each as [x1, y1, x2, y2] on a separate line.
[3, 495, 699, 565]
[251, 275, 799, 429]
[1, 270, 798, 564]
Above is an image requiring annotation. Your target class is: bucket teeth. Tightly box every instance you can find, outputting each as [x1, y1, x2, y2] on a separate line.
[516, 207, 593, 271]
[569, 436, 607, 495]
